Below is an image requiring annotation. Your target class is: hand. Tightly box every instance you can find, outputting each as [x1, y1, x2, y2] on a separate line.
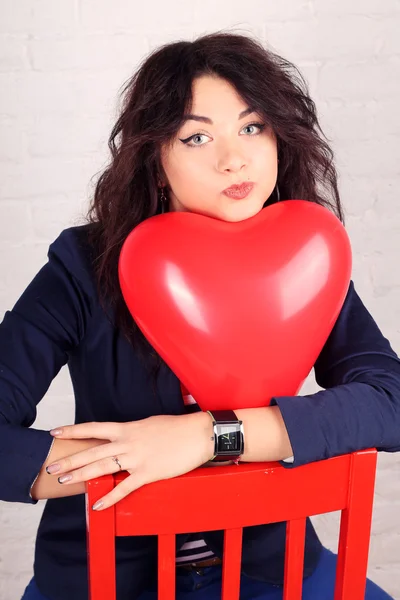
[46, 412, 215, 510]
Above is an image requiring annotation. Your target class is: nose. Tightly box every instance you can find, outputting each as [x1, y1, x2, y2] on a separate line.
[216, 143, 247, 173]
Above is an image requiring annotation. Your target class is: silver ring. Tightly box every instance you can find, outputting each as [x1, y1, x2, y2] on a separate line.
[112, 456, 122, 470]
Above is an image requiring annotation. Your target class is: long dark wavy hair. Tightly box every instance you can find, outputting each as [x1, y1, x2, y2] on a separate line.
[84, 31, 344, 375]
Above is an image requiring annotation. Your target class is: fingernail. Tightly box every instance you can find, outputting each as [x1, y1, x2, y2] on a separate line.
[50, 429, 63, 436]
[46, 463, 60, 474]
[58, 475, 72, 484]
[92, 500, 104, 511]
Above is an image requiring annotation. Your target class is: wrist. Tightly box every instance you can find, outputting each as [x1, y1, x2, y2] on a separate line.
[191, 410, 216, 463]
[234, 405, 293, 462]
[205, 409, 245, 463]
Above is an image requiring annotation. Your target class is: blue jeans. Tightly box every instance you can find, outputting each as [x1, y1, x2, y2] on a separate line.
[21, 547, 393, 600]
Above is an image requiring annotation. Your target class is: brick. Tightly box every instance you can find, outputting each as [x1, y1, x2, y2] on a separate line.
[0, 2, 33, 34]
[376, 17, 400, 55]
[0, 242, 49, 304]
[0, 70, 131, 116]
[265, 16, 384, 63]
[0, 201, 31, 242]
[339, 176, 377, 217]
[318, 100, 400, 143]
[312, 511, 341, 544]
[313, 0, 400, 16]
[334, 136, 400, 177]
[377, 451, 400, 472]
[0, 72, 79, 115]
[0, 35, 29, 71]
[0, 116, 26, 161]
[192, 1, 312, 27]
[0, 0, 77, 35]
[80, 0, 202, 32]
[372, 101, 400, 137]
[294, 61, 320, 96]
[372, 178, 400, 216]
[375, 463, 400, 504]
[30, 196, 86, 241]
[350, 254, 375, 302]
[0, 72, 18, 114]
[250, 0, 312, 21]
[318, 58, 400, 102]
[29, 34, 147, 72]
[367, 568, 400, 600]
[36, 367, 74, 403]
[370, 254, 400, 293]
[317, 100, 377, 142]
[0, 155, 103, 198]
[26, 114, 110, 157]
[35, 391, 76, 429]
[369, 531, 400, 567]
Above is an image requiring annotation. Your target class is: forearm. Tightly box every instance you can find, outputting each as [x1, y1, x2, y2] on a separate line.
[31, 406, 293, 501]
[30, 437, 108, 500]
[234, 405, 293, 462]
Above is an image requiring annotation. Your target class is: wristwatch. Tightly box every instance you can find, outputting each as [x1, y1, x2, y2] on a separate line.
[206, 409, 244, 462]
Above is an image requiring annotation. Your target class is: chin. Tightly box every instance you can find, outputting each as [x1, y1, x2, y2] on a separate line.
[218, 203, 264, 223]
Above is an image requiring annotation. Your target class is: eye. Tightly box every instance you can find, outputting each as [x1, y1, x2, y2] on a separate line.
[241, 123, 266, 135]
[179, 122, 266, 148]
[179, 133, 210, 147]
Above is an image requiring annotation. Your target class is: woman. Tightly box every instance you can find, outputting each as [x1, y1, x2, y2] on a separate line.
[0, 32, 397, 599]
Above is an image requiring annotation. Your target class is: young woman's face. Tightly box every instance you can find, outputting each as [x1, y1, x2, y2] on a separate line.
[160, 75, 278, 222]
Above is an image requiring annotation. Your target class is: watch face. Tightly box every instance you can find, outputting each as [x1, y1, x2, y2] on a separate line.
[218, 425, 240, 452]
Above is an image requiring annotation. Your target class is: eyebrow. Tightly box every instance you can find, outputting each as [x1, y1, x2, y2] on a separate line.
[182, 107, 255, 125]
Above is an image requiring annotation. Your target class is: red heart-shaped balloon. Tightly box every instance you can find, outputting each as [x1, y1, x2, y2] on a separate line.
[119, 200, 352, 411]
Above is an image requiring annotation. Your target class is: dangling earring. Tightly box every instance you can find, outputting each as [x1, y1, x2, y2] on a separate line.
[159, 187, 167, 214]
[262, 182, 281, 209]
[275, 156, 281, 202]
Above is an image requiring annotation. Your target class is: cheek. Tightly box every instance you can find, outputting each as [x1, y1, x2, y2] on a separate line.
[262, 134, 278, 156]
[168, 152, 212, 191]
[255, 142, 278, 176]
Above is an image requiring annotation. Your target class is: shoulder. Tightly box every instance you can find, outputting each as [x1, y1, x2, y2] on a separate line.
[49, 223, 94, 261]
[48, 223, 97, 291]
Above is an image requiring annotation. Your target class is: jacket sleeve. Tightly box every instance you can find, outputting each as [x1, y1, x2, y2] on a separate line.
[271, 280, 400, 467]
[0, 229, 92, 503]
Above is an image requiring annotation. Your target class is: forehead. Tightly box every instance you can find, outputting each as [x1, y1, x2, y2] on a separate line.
[188, 75, 248, 113]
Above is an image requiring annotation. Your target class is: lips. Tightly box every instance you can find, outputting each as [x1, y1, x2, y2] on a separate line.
[222, 182, 254, 199]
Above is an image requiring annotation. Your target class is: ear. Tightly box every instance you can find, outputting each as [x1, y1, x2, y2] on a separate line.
[157, 175, 167, 188]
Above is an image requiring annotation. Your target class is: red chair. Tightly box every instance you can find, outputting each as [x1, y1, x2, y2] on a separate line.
[85, 448, 377, 600]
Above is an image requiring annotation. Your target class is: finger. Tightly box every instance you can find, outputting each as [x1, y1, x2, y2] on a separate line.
[46, 442, 124, 476]
[91, 472, 145, 511]
[50, 421, 123, 441]
[56, 454, 130, 486]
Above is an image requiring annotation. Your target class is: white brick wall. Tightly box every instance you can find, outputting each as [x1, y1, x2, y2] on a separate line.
[1, 1, 399, 598]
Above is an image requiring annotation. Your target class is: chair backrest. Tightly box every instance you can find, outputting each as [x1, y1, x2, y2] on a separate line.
[86, 448, 377, 600]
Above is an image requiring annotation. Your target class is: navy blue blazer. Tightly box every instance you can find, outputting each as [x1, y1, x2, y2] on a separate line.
[1, 225, 400, 600]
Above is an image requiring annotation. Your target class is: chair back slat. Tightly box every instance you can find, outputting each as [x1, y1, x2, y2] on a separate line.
[283, 517, 306, 599]
[86, 475, 116, 600]
[221, 527, 243, 600]
[158, 534, 176, 600]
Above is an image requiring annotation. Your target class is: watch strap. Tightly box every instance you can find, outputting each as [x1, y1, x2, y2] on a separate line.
[207, 409, 238, 422]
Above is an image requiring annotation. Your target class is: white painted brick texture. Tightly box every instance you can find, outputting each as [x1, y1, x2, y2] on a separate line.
[0, 1, 399, 598]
